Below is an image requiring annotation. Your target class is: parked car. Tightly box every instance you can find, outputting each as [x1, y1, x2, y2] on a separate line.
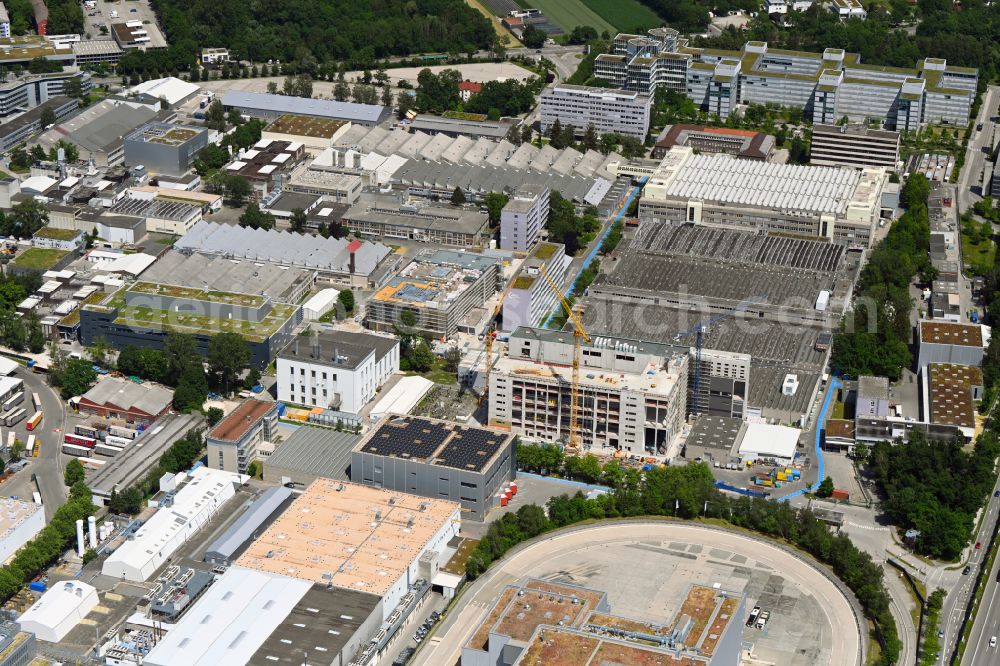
[964, 565, 971, 575]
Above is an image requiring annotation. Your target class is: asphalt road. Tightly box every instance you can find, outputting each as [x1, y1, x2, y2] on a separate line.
[957, 85, 999, 212]
[411, 522, 863, 666]
[0, 366, 69, 521]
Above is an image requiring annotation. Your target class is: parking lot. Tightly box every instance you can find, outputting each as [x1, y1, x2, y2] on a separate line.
[86, 0, 167, 48]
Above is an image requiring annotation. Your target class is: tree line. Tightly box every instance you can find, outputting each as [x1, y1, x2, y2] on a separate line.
[469, 449, 899, 665]
[0, 483, 95, 604]
[107, 429, 206, 515]
[148, 0, 494, 70]
[831, 173, 932, 380]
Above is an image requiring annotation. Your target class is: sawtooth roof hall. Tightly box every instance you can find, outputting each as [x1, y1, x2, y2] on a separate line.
[174, 221, 397, 288]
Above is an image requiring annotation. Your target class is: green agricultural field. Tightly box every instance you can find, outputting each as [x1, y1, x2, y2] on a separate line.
[580, 0, 662, 32]
[524, 0, 617, 35]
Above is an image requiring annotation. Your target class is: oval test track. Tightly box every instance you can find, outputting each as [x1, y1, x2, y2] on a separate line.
[413, 521, 863, 666]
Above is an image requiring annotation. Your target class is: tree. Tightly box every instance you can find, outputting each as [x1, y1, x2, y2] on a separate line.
[61, 359, 97, 398]
[505, 124, 522, 146]
[289, 208, 308, 233]
[483, 192, 509, 226]
[207, 333, 251, 395]
[9, 199, 49, 238]
[223, 175, 252, 204]
[396, 91, 414, 119]
[381, 85, 393, 108]
[443, 346, 462, 373]
[294, 73, 313, 98]
[39, 106, 57, 128]
[816, 476, 835, 498]
[338, 289, 355, 315]
[334, 76, 351, 102]
[582, 124, 598, 151]
[192, 143, 229, 175]
[522, 25, 546, 49]
[408, 340, 435, 372]
[0, 314, 25, 352]
[239, 203, 275, 230]
[164, 333, 200, 385]
[204, 99, 226, 131]
[450, 187, 466, 205]
[64, 459, 86, 487]
[244, 368, 261, 390]
[10, 438, 25, 462]
[206, 406, 224, 426]
[521, 123, 533, 145]
[173, 364, 209, 412]
[25, 311, 45, 354]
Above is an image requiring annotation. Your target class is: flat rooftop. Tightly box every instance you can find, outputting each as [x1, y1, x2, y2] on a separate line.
[266, 113, 348, 138]
[343, 193, 490, 237]
[686, 416, 744, 452]
[263, 426, 359, 481]
[495, 353, 683, 400]
[372, 251, 497, 311]
[222, 90, 388, 124]
[927, 363, 983, 429]
[0, 497, 41, 539]
[126, 123, 204, 146]
[277, 330, 398, 371]
[920, 320, 985, 347]
[236, 479, 459, 596]
[647, 147, 868, 217]
[208, 399, 275, 442]
[357, 415, 514, 473]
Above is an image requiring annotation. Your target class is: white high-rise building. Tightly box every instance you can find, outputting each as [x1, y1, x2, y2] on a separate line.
[500, 185, 550, 252]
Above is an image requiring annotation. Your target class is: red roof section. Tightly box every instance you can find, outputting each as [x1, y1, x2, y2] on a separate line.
[459, 81, 483, 93]
[347, 239, 362, 253]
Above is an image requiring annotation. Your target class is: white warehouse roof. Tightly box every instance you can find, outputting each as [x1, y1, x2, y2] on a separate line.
[738, 422, 801, 461]
[19, 580, 99, 643]
[369, 376, 434, 422]
[102, 466, 240, 582]
[127, 77, 200, 106]
[143, 567, 312, 666]
[222, 90, 389, 124]
[0, 356, 18, 375]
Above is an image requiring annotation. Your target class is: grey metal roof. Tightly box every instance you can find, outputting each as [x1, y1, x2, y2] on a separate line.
[141, 250, 311, 303]
[222, 90, 389, 124]
[278, 330, 398, 370]
[204, 486, 293, 563]
[409, 115, 510, 139]
[81, 377, 172, 416]
[175, 221, 392, 277]
[264, 426, 360, 482]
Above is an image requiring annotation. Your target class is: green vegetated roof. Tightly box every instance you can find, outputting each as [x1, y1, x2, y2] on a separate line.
[534, 243, 558, 260]
[512, 276, 536, 290]
[127, 281, 266, 308]
[12, 247, 68, 270]
[59, 290, 110, 328]
[102, 289, 295, 342]
[33, 227, 81, 241]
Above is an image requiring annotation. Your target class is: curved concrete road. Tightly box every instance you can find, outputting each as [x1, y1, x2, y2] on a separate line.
[415, 521, 863, 666]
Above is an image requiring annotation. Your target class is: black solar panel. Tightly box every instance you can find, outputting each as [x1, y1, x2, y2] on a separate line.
[435, 428, 508, 472]
[361, 416, 451, 460]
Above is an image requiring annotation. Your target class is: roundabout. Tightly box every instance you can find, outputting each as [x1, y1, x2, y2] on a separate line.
[416, 521, 863, 666]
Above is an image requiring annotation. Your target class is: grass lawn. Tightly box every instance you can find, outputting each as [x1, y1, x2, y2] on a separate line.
[12, 247, 68, 270]
[524, 0, 617, 34]
[963, 235, 996, 273]
[832, 400, 846, 420]
[580, 0, 661, 32]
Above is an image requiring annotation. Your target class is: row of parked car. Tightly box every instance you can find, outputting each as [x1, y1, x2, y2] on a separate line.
[413, 610, 441, 644]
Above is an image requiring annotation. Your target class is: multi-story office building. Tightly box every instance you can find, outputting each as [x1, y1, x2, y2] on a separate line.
[594, 29, 977, 128]
[0, 70, 91, 118]
[351, 415, 516, 521]
[276, 329, 399, 413]
[638, 146, 886, 247]
[540, 84, 652, 140]
[122, 122, 209, 177]
[499, 185, 550, 251]
[342, 192, 491, 247]
[501, 243, 569, 332]
[206, 399, 278, 474]
[652, 124, 774, 160]
[367, 250, 500, 339]
[0, 96, 77, 152]
[810, 123, 900, 169]
[490, 328, 689, 458]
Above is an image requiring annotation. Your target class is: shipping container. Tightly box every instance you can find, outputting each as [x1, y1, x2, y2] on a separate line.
[108, 426, 137, 440]
[831, 488, 850, 500]
[64, 433, 96, 448]
[31, 393, 40, 411]
[104, 435, 132, 448]
[3, 408, 25, 427]
[28, 581, 46, 593]
[32, 492, 41, 505]
[94, 444, 124, 457]
[25, 411, 42, 431]
[74, 425, 99, 439]
[2, 392, 23, 412]
[62, 443, 92, 457]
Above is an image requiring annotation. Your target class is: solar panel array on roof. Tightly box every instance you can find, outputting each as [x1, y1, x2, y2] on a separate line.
[361, 416, 451, 460]
[435, 428, 507, 471]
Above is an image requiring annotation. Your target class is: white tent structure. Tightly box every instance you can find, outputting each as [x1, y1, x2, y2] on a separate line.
[19, 581, 99, 642]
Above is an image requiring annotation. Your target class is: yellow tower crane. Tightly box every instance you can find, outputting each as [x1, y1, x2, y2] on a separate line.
[538, 264, 590, 452]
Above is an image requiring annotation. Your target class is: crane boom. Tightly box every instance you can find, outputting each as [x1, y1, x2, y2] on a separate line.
[480, 268, 521, 404]
[538, 265, 590, 452]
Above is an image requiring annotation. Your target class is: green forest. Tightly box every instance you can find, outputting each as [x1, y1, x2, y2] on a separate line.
[149, 0, 495, 69]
